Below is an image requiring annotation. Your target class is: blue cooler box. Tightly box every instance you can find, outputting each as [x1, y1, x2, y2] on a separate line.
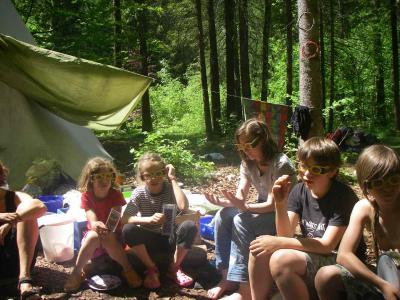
[57, 208, 87, 252]
[39, 195, 64, 213]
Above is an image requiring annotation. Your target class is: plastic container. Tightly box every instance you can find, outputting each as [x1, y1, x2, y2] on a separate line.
[39, 195, 64, 213]
[39, 213, 74, 262]
[199, 215, 215, 240]
[57, 208, 88, 252]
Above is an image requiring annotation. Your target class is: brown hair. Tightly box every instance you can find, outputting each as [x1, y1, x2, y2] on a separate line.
[235, 118, 278, 164]
[0, 161, 9, 187]
[356, 145, 400, 197]
[136, 152, 166, 183]
[297, 137, 341, 169]
[77, 157, 118, 192]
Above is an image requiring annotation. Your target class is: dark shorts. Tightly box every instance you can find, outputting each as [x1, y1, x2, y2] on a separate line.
[335, 264, 384, 300]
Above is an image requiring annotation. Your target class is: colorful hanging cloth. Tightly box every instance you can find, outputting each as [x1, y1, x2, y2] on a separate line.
[243, 98, 289, 150]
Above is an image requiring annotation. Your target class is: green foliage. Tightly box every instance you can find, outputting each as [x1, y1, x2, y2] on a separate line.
[150, 63, 207, 138]
[130, 131, 214, 184]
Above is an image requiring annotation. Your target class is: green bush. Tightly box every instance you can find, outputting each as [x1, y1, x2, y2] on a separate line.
[130, 131, 214, 184]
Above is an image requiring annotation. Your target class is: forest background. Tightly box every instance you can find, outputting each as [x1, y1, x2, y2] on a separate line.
[12, 0, 400, 184]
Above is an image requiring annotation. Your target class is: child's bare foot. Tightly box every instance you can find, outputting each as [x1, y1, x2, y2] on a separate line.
[207, 279, 237, 299]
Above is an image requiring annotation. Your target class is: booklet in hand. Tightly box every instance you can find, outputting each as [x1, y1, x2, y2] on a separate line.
[162, 204, 176, 236]
[106, 208, 121, 232]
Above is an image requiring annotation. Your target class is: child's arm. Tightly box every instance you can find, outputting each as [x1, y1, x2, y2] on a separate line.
[272, 175, 298, 236]
[337, 200, 400, 299]
[86, 209, 108, 237]
[250, 224, 345, 256]
[166, 164, 188, 212]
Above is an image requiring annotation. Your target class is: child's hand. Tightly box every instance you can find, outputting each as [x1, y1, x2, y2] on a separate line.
[165, 164, 176, 181]
[249, 235, 282, 257]
[92, 221, 109, 238]
[272, 175, 291, 206]
[148, 213, 165, 225]
[0, 212, 20, 224]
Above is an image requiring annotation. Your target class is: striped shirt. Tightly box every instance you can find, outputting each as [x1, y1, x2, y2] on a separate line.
[123, 182, 176, 233]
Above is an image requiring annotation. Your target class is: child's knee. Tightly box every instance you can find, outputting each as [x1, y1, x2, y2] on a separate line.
[269, 249, 304, 279]
[315, 265, 342, 292]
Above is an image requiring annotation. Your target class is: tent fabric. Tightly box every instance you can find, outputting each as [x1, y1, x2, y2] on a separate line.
[0, 34, 152, 130]
[0, 0, 150, 189]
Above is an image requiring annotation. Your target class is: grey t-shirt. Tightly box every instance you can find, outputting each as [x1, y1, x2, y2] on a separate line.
[287, 180, 358, 238]
[240, 153, 296, 202]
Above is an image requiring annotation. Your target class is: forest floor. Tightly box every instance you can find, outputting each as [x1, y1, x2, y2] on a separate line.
[1, 139, 372, 300]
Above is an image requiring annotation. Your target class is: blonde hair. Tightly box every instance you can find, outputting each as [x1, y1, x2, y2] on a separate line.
[77, 157, 118, 192]
[356, 145, 400, 197]
[297, 137, 341, 168]
[136, 153, 166, 183]
[235, 118, 278, 164]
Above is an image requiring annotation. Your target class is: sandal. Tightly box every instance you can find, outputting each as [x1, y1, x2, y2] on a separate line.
[64, 270, 85, 293]
[168, 267, 193, 287]
[18, 277, 41, 300]
[122, 269, 142, 288]
[143, 266, 160, 289]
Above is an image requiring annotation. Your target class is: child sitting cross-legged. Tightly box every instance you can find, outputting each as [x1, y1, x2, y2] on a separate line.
[248, 137, 362, 300]
[315, 145, 400, 300]
[122, 153, 197, 289]
[64, 157, 142, 293]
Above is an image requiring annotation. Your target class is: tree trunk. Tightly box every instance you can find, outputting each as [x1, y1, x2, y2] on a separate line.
[225, 0, 236, 118]
[338, 0, 348, 38]
[137, 4, 152, 132]
[113, 0, 122, 68]
[390, 0, 400, 129]
[233, 4, 242, 118]
[285, 0, 293, 106]
[328, 0, 335, 132]
[195, 0, 213, 138]
[374, 0, 386, 124]
[261, 0, 272, 101]
[207, 0, 221, 133]
[319, 1, 326, 129]
[238, 0, 251, 99]
[298, 0, 324, 139]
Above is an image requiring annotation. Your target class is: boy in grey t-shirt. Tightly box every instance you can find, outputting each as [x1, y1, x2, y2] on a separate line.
[249, 137, 358, 300]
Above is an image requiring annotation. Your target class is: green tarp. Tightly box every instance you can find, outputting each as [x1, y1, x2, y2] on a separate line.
[0, 33, 152, 130]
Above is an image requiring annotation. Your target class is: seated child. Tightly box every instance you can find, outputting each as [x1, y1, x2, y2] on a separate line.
[248, 137, 359, 300]
[64, 157, 142, 292]
[0, 161, 47, 300]
[122, 153, 197, 289]
[315, 145, 400, 300]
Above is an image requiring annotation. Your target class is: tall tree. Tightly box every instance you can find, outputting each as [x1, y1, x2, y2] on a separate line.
[224, 0, 236, 119]
[373, 0, 386, 124]
[319, 0, 326, 128]
[233, 6, 242, 118]
[260, 0, 272, 101]
[238, 0, 251, 99]
[327, 0, 335, 132]
[113, 0, 122, 67]
[390, 0, 400, 129]
[194, 0, 213, 138]
[137, 3, 152, 132]
[285, 0, 293, 106]
[298, 0, 324, 138]
[207, 0, 221, 133]
[225, 0, 236, 119]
